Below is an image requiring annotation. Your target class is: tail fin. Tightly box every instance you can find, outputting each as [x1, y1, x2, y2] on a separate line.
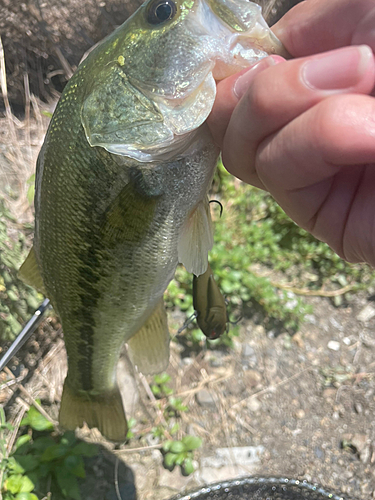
[59, 381, 128, 442]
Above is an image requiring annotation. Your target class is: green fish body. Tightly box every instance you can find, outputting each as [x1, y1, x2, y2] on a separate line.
[20, 0, 286, 441]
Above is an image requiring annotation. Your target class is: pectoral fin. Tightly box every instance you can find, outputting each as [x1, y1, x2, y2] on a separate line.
[177, 198, 213, 276]
[18, 247, 47, 295]
[127, 299, 170, 375]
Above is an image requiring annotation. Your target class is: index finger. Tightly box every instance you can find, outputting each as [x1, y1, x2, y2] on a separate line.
[273, 0, 375, 57]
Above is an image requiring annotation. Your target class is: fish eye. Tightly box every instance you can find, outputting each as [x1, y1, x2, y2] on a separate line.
[146, 0, 177, 25]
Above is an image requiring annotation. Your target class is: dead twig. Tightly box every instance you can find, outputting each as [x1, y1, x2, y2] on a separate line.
[138, 372, 172, 438]
[231, 367, 312, 410]
[269, 282, 357, 297]
[114, 443, 162, 455]
[3, 367, 58, 427]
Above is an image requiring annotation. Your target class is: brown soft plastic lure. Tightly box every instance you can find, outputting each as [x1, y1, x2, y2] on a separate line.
[193, 264, 228, 340]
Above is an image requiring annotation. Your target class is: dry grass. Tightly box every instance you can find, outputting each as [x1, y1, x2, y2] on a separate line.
[0, 36, 51, 223]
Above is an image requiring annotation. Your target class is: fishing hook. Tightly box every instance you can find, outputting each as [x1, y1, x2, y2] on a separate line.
[209, 199, 223, 218]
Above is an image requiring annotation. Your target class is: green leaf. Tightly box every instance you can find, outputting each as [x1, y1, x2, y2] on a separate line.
[5, 474, 23, 493]
[41, 444, 68, 462]
[14, 435, 31, 451]
[174, 453, 186, 466]
[182, 457, 195, 475]
[7, 457, 25, 474]
[154, 373, 170, 385]
[127, 418, 137, 429]
[13, 456, 38, 473]
[162, 440, 172, 452]
[151, 385, 160, 396]
[21, 407, 54, 431]
[19, 476, 34, 493]
[181, 435, 202, 451]
[70, 441, 98, 457]
[28, 436, 55, 452]
[170, 423, 180, 435]
[15, 493, 39, 500]
[169, 441, 185, 454]
[63, 455, 85, 478]
[55, 466, 81, 500]
[60, 431, 76, 447]
[164, 452, 177, 468]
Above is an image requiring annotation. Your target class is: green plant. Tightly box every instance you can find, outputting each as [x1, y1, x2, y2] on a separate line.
[1, 405, 98, 500]
[150, 373, 173, 398]
[0, 199, 42, 341]
[165, 397, 188, 418]
[126, 418, 137, 440]
[162, 436, 202, 475]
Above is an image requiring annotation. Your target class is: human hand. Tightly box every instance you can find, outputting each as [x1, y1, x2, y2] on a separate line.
[207, 0, 375, 267]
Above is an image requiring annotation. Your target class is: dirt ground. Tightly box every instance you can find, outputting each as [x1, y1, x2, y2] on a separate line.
[2, 289, 375, 500]
[3, 0, 375, 499]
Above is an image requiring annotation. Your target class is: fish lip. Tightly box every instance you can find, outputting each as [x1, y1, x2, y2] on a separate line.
[190, 0, 286, 80]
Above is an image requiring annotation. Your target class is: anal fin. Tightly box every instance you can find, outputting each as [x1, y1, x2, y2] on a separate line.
[177, 198, 213, 276]
[59, 380, 128, 442]
[127, 299, 170, 375]
[18, 246, 47, 295]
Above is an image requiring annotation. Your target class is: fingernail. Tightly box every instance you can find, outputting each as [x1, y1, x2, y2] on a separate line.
[302, 45, 373, 91]
[234, 56, 281, 99]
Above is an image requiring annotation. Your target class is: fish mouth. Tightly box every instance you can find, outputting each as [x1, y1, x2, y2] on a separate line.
[192, 0, 288, 81]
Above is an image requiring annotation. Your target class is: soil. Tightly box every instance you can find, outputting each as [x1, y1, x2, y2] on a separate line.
[3, 1, 375, 500]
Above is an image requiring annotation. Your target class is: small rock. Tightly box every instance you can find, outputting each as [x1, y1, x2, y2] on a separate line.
[208, 352, 224, 368]
[196, 389, 215, 408]
[327, 340, 340, 351]
[242, 344, 255, 358]
[247, 397, 261, 412]
[226, 379, 244, 396]
[322, 388, 337, 401]
[181, 357, 194, 366]
[329, 317, 344, 331]
[305, 314, 316, 324]
[201, 446, 264, 468]
[292, 332, 304, 348]
[158, 466, 194, 491]
[294, 409, 305, 419]
[357, 304, 375, 322]
[253, 325, 266, 336]
[351, 433, 368, 453]
[314, 447, 325, 460]
[243, 369, 262, 388]
[354, 402, 363, 414]
[360, 446, 371, 464]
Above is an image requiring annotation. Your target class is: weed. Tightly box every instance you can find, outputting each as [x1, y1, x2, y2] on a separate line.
[162, 436, 202, 475]
[0, 405, 98, 500]
[150, 373, 173, 398]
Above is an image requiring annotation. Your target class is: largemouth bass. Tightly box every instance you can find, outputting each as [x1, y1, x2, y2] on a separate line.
[20, 0, 286, 441]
